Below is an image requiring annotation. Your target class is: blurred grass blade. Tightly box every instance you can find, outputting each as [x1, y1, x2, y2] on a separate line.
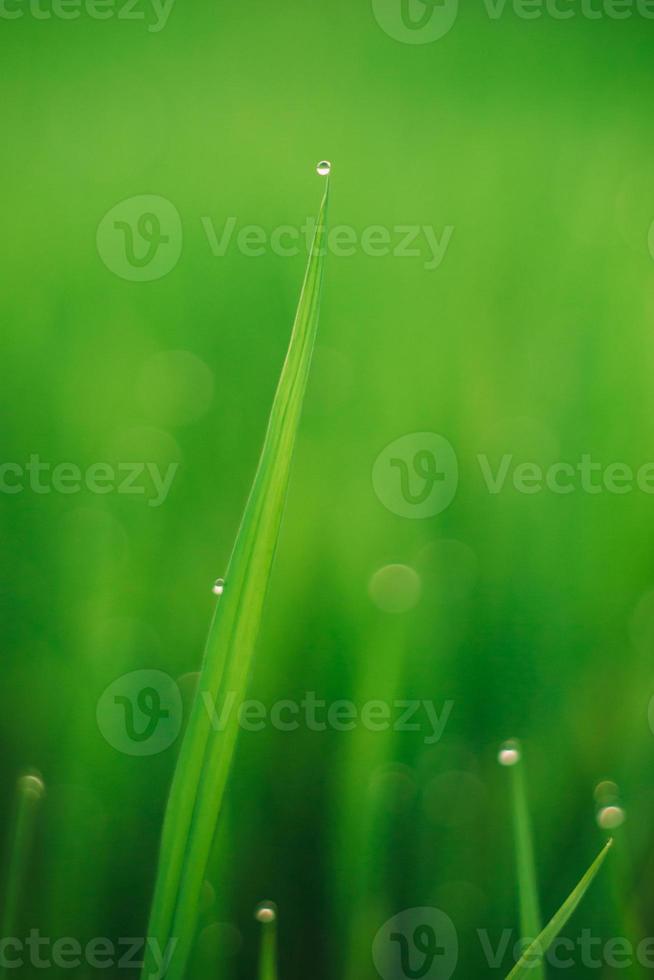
[0, 773, 44, 978]
[141, 173, 330, 980]
[504, 743, 544, 979]
[505, 839, 613, 980]
[256, 904, 278, 980]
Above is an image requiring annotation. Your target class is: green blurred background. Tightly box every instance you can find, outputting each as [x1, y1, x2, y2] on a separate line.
[2, 0, 654, 976]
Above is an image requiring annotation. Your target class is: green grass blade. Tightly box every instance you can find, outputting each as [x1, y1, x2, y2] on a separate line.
[501, 742, 544, 979]
[141, 173, 330, 980]
[0, 774, 44, 979]
[505, 839, 613, 980]
[255, 904, 278, 980]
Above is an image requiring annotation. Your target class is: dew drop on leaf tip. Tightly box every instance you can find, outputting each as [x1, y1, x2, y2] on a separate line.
[254, 902, 277, 924]
[597, 805, 625, 830]
[497, 739, 521, 767]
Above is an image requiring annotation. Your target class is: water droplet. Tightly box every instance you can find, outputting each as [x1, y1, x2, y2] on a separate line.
[597, 805, 626, 830]
[316, 160, 331, 176]
[212, 578, 225, 596]
[18, 773, 45, 801]
[254, 901, 277, 924]
[497, 739, 521, 767]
